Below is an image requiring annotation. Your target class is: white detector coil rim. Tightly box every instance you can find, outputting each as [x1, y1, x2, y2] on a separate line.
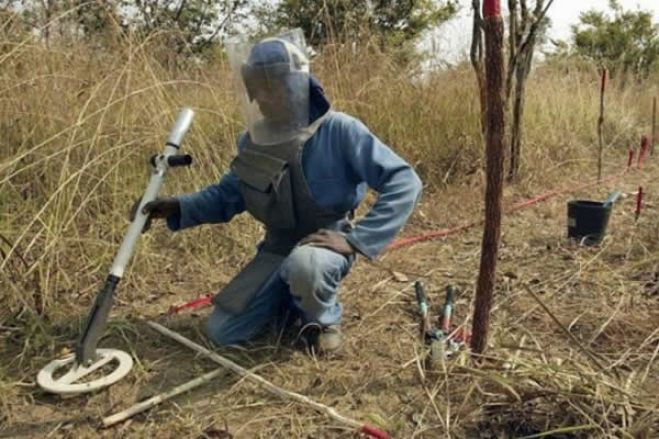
[37, 348, 133, 395]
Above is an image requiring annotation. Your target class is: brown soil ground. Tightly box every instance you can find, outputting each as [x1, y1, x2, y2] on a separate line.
[1, 164, 658, 439]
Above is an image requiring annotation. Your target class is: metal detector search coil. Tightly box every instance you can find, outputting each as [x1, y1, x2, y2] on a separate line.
[37, 108, 195, 395]
[37, 349, 133, 395]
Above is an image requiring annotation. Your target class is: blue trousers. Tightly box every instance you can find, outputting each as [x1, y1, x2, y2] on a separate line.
[206, 245, 353, 346]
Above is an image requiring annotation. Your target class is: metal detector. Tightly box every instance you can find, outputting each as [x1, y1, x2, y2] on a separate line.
[37, 108, 195, 395]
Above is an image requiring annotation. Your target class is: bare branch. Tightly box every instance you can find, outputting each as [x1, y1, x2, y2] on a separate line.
[469, 0, 483, 72]
[533, 0, 545, 16]
[516, 0, 554, 61]
[173, 0, 186, 23]
[196, 1, 242, 50]
[508, 0, 555, 94]
[506, 0, 517, 101]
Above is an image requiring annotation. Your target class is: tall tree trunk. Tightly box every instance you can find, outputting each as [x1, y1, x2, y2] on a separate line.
[470, 0, 506, 357]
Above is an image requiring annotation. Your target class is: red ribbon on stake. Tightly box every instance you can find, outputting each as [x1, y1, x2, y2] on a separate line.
[483, 0, 501, 17]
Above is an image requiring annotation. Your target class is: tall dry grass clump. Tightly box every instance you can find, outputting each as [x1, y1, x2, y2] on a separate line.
[0, 21, 653, 328]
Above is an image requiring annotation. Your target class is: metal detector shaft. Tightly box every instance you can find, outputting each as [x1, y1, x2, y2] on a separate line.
[75, 108, 194, 366]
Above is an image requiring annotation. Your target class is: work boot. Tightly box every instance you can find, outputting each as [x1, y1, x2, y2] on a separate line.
[297, 323, 342, 354]
[315, 325, 342, 353]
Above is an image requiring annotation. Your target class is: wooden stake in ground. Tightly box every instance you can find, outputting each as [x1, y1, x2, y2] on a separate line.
[597, 67, 607, 182]
[143, 321, 390, 439]
[636, 186, 644, 222]
[470, 0, 506, 356]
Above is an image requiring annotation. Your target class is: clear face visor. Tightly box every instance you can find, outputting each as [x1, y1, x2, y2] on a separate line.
[227, 30, 310, 146]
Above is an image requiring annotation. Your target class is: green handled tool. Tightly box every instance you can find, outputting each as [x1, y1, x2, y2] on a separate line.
[414, 282, 470, 366]
[414, 281, 442, 342]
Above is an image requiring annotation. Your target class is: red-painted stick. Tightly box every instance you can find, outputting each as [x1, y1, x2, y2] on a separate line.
[168, 294, 213, 314]
[635, 186, 644, 221]
[360, 425, 391, 439]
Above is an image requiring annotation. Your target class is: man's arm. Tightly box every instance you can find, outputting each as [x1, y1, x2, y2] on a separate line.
[340, 115, 423, 259]
[166, 170, 246, 231]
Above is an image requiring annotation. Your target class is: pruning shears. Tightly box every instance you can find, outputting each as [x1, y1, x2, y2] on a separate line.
[414, 281, 471, 363]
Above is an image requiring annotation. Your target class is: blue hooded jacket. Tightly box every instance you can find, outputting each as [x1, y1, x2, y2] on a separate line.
[167, 45, 421, 259]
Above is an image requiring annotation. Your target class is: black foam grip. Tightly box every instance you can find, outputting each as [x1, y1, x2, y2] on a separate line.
[167, 154, 192, 167]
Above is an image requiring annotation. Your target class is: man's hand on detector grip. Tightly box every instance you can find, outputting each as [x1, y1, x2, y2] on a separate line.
[129, 197, 180, 232]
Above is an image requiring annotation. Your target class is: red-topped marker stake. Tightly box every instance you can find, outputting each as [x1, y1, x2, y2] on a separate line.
[471, 0, 505, 357]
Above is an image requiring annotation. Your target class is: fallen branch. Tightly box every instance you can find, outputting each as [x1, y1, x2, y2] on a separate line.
[145, 321, 390, 439]
[102, 367, 224, 427]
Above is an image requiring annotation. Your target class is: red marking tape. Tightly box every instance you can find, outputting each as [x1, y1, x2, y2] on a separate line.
[168, 294, 213, 314]
[483, 0, 501, 17]
[389, 152, 634, 252]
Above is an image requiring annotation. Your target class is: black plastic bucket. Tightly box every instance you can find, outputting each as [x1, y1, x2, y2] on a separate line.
[567, 200, 612, 245]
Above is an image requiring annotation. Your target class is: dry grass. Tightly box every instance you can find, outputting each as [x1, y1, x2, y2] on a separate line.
[1, 21, 658, 439]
